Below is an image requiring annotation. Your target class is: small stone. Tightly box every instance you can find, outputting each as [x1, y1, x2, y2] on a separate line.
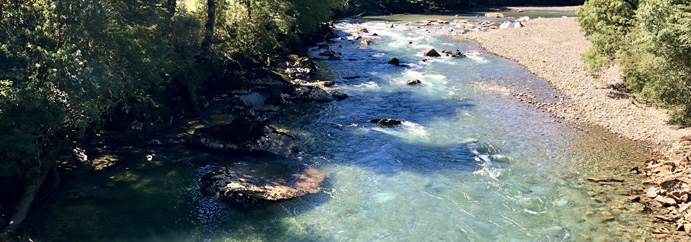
[655, 234, 670, 239]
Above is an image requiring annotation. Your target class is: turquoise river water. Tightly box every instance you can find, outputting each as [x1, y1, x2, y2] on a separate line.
[28, 14, 656, 241]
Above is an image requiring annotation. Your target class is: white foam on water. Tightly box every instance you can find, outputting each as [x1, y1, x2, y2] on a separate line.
[465, 51, 488, 63]
[371, 121, 430, 143]
[350, 81, 380, 90]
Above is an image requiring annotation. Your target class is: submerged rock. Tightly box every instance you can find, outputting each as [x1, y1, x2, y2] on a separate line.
[201, 163, 325, 208]
[423, 48, 441, 57]
[189, 116, 298, 156]
[332, 91, 349, 100]
[370, 119, 403, 127]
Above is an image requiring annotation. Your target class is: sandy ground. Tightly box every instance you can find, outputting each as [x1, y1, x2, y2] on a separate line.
[465, 15, 691, 240]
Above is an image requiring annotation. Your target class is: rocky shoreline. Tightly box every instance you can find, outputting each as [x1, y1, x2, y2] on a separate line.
[465, 14, 691, 240]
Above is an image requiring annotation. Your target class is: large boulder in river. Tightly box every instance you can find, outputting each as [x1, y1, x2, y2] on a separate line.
[423, 48, 441, 57]
[189, 116, 297, 156]
[201, 163, 325, 208]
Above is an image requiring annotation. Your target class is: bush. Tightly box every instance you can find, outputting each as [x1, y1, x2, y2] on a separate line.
[578, 0, 691, 126]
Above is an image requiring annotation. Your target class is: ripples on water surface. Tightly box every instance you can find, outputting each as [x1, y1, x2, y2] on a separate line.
[31, 15, 655, 241]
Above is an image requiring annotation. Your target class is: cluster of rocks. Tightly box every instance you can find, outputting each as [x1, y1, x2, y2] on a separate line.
[637, 148, 691, 238]
[191, 53, 349, 208]
[451, 16, 528, 34]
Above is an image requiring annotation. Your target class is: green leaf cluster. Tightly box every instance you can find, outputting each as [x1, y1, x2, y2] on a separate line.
[578, 0, 691, 125]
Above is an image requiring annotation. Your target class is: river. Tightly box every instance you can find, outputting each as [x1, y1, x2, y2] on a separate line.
[29, 13, 655, 241]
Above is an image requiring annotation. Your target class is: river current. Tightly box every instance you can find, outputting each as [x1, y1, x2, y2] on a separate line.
[30, 14, 655, 241]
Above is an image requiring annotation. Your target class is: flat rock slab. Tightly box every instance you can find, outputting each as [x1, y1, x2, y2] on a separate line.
[201, 163, 325, 208]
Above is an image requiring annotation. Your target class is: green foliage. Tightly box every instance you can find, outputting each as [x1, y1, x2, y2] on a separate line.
[577, 0, 638, 71]
[579, 0, 691, 125]
[0, 0, 343, 179]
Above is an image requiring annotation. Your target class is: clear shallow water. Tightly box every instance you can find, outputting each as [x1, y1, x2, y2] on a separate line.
[30, 17, 654, 241]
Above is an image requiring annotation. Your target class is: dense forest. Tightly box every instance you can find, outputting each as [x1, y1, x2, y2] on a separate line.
[0, 0, 590, 239]
[578, 0, 691, 125]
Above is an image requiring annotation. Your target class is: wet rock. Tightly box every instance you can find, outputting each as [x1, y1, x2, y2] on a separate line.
[189, 116, 298, 156]
[388, 58, 400, 66]
[387, 23, 394, 28]
[357, 28, 369, 33]
[423, 48, 441, 57]
[370, 119, 403, 128]
[354, 35, 362, 40]
[201, 164, 325, 208]
[438, 19, 450, 24]
[407, 79, 422, 85]
[321, 81, 335, 87]
[372, 33, 379, 36]
[360, 39, 372, 45]
[441, 49, 466, 58]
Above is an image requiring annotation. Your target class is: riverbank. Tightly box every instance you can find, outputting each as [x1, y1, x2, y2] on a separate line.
[465, 15, 691, 240]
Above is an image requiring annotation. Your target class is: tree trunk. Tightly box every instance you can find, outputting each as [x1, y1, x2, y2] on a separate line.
[0, 165, 51, 241]
[199, 0, 216, 59]
[167, 0, 176, 41]
[246, 0, 251, 21]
